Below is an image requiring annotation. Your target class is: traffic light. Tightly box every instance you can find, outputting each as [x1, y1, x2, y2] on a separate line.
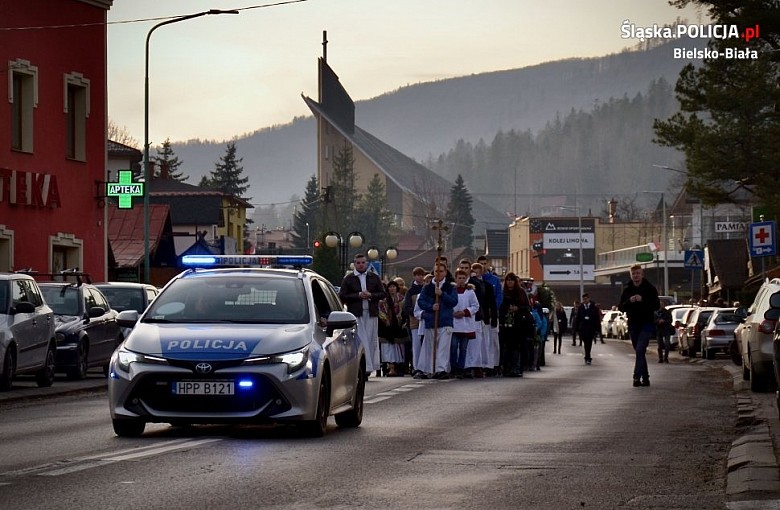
[313, 239, 322, 249]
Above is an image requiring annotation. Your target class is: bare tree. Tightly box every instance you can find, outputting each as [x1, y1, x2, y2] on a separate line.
[108, 119, 139, 149]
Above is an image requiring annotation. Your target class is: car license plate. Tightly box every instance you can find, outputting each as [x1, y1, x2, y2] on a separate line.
[173, 381, 234, 395]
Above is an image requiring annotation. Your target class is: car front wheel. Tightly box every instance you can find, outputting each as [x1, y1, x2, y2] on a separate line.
[67, 340, 89, 380]
[113, 418, 146, 437]
[0, 348, 15, 391]
[300, 375, 330, 438]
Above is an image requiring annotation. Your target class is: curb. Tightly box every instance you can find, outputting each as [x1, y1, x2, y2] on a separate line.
[724, 364, 780, 502]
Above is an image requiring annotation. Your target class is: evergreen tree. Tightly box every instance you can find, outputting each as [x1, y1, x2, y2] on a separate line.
[355, 174, 397, 251]
[292, 175, 321, 251]
[656, 0, 780, 218]
[153, 138, 187, 181]
[206, 141, 250, 198]
[328, 143, 359, 235]
[445, 174, 475, 250]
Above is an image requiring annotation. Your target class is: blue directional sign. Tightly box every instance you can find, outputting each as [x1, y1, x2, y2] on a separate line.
[749, 221, 777, 257]
[684, 249, 704, 269]
[368, 260, 382, 276]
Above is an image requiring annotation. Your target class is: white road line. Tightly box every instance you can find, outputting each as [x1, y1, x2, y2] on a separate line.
[1, 437, 223, 478]
[364, 396, 392, 404]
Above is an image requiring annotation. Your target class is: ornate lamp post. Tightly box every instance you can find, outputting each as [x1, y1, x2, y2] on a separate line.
[367, 246, 398, 279]
[324, 231, 364, 275]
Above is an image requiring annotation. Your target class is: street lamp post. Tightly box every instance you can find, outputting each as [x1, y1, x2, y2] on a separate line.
[305, 222, 310, 254]
[324, 232, 364, 275]
[143, 9, 238, 283]
[367, 246, 398, 279]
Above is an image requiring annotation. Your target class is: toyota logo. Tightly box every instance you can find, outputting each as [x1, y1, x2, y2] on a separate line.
[195, 363, 213, 374]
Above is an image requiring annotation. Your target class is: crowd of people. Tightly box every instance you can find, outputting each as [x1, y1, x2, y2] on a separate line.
[337, 254, 664, 385]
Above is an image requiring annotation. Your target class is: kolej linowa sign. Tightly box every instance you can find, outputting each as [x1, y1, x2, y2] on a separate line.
[106, 170, 144, 209]
[530, 218, 596, 282]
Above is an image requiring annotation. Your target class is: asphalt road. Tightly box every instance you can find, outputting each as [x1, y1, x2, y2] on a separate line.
[2, 338, 780, 509]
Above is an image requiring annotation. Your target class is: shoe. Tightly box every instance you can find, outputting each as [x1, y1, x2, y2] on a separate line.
[432, 371, 448, 380]
[633, 378, 641, 387]
[641, 379, 650, 387]
[658, 359, 664, 363]
[601, 341, 606, 344]
[463, 369, 474, 379]
[572, 343, 576, 346]
[586, 360, 592, 365]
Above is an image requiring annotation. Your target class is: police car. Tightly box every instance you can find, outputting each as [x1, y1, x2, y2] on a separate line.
[107, 255, 366, 437]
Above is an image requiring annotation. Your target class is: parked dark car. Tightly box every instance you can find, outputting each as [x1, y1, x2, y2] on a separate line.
[39, 282, 123, 379]
[94, 282, 159, 338]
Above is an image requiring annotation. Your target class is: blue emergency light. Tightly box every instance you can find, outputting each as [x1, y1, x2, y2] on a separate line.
[181, 254, 313, 267]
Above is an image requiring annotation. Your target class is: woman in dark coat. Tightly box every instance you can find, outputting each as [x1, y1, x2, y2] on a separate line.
[498, 273, 534, 377]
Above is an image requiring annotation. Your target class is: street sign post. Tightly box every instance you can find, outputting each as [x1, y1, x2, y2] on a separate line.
[749, 221, 777, 257]
[684, 249, 704, 269]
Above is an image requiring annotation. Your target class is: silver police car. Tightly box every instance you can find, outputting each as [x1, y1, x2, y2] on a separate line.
[108, 255, 365, 437]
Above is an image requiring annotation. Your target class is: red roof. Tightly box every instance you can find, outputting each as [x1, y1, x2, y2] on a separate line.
[108, 204, 170, 268]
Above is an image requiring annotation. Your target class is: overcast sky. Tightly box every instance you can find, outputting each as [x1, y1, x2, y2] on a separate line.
[107, 0, 706, 146]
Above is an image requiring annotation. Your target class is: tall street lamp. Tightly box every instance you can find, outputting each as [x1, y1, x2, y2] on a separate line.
[558, 205, 584, 299]
[643, 190, 668, 296]
[324, 232, 364, 275]
[143, 9, 238, 283]
[367, 246, 398, 279]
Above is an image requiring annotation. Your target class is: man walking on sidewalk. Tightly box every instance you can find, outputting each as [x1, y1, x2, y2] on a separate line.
[619, 264, 660, 387]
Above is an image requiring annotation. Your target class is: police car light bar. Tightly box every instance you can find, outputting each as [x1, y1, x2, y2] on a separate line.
[181, 254, 313, 267]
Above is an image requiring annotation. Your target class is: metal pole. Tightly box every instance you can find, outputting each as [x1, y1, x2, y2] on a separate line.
[143, 10, 238, 283]
[578, 213, 583, 298]
[662, 192, 668, 296]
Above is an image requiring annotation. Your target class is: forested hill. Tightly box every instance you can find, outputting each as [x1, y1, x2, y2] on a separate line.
[171, 40, 699, 214]
[426, 78, 681, 218]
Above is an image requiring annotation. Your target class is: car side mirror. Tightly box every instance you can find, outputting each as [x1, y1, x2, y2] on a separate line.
[326, 310, 358, 336]
[11, 301, 36, 314]
[116, 310, 139, 328]
[87, 306, 106, 319]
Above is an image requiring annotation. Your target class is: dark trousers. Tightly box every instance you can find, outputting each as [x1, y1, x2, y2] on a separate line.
[580, 331, 595, 362]
[499, 328, 525, 375]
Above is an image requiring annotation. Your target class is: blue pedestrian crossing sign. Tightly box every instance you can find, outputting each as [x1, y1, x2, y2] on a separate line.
[749, 221, 777, 257]
[684, 249, 704, 269]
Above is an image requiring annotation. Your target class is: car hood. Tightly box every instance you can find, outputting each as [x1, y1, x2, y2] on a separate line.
[53, 314, 82, 332]
[124, 322, 311, 360]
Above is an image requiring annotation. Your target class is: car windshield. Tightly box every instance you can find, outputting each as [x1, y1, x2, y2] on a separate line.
[98, 287, 145, 313]
[143, 276, 309, 324]
[40, 286, 80, 316]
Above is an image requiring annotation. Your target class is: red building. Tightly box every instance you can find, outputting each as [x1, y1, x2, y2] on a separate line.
[0, 0, 113, 278]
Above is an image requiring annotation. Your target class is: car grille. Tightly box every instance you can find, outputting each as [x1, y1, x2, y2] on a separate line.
[125, 373, 291, 416]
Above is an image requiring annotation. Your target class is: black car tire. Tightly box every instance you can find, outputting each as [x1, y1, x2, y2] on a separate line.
[35, 344, 56, 388]
[0, 348, 15, 391]
[300, 375, 330, 438]
[67, 340, 89, 380]
[750, 357, 766, 392]
[335, 361, 365, 428]
[112, 418, 145, 437]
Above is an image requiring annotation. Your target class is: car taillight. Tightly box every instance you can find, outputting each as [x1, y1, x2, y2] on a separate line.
[708, 329, 725, 336]
[759, 320, 776, 334]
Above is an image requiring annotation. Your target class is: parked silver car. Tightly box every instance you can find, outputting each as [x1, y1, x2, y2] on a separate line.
[739, 278, 780, 392]
[0, 273, 57, 390]
[701, 308, 740, 360]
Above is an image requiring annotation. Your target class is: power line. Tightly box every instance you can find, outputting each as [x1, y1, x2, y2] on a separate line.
[0, 0, 308, 31]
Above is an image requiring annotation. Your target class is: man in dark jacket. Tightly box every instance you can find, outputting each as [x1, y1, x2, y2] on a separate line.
[339, 253, 386, 378]
[618, 264, 660, 387]
[574, 293, 600, 365]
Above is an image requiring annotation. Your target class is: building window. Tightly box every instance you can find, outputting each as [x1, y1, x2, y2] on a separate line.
[0, 225, 14, 272]
[50, 232, 83, 273]
[8, 59, 38, 153]
[64, 72, 90, 161]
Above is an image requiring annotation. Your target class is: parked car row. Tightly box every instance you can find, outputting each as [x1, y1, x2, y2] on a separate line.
[0, 273, 157, 391]
[601, 310, 628, 339]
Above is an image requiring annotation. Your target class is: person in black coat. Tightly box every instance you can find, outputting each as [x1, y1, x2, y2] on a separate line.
[498, 273, 534, 377]
[618, 264, 661, 387]
[574, 293, 600, 365]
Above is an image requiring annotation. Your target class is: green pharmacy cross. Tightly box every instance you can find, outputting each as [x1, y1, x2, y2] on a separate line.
[106, 170, 144, 209]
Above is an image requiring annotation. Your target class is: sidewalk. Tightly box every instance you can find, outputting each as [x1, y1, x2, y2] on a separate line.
[0, 370, 107, 404]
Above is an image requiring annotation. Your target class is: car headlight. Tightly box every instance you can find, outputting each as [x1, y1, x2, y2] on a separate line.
[114, 346, 168, 372]
[55, 332, 66, 342]
[244, 346, 309, 374]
